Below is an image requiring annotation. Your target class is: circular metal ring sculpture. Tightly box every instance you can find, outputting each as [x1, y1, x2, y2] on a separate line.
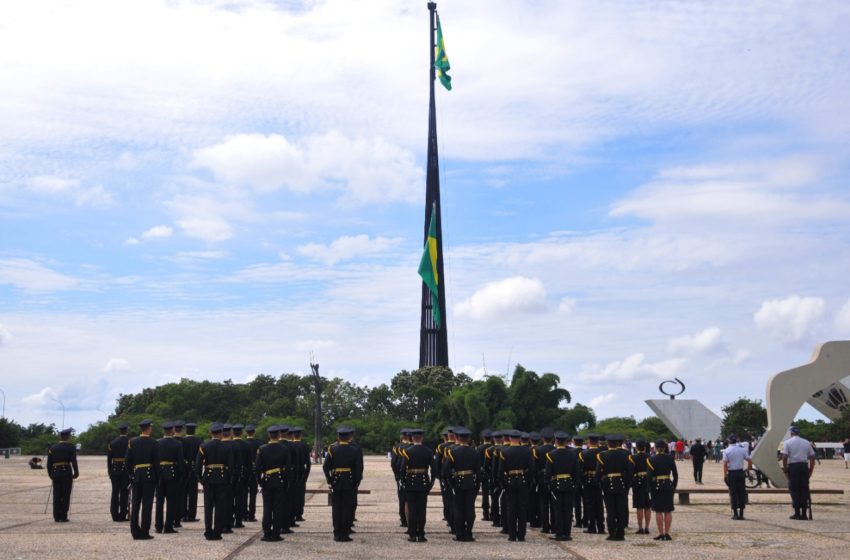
[659, 378, 686, 400]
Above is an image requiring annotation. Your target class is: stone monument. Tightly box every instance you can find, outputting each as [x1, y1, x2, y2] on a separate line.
[645, 378, 722, 443]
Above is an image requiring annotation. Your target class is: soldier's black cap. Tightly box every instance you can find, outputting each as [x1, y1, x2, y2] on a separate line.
[446, 426, 456, 434]
[267, 425, 280, 435]
[210, 422, 224, 433]
[410, 428, 425, 436]
[606, 434, 624, 443]
[278, 425, 289, 432]
[586, 433, 601, 441]
[529, 431, 541, 440]
[185, 422, 197, 428]
[163, 421, 174, 430]
[174, 420, 185, 428]
[520, 432, 530, 440]
[232, 424, 244, 433]
[401, 428, 410, 435]
[655, 439, 667, 449]
[540, 427, 555, 439]
[117, 422, 129, 430]
[635, 438, 647, 449]
[59, 428, 74, 436]
[491, 430, 502, 437]
[554, 431, 569, 440]
[246, 424, 256, 432]
[481, 428, 493, 438]
[509, 429, 522, 438]
[728, 434, 738, 443]
[139, 419, 153, 428]
[222, 423, 232, 431]
[572, 435, 585, 443]
[337, 426, 354, 435]
[455, 427, 472, 437]
[291, 427, 303, 433]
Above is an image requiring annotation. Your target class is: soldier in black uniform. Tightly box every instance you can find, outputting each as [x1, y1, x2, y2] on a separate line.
[578, 434, 604, 534]
[244, 424, 263, 522]
[497, 429, 536, 541]
[544, 431, 579, 541]
[349, 429, 365, 526]
[596, 434, 633, 541]
[323, 426, 363, 542]
[231, 424, 251, 528]
[126, 419, 158, 539]
[47, 427, 79, 522]
[277, 426, 297, 532]
[220, 423, 240, 533]
[155, 421, 185, 534]
[442, 427, 481, 541]
[487, 431, 505, 527]
[690, 438, 706, 484]
[290, 427, 311, 523]
[400, 428, 434, 542]
[647, 439, 678, 540]
[571, 435, 585, 528]
[436, 427, 456, 530]
[255, 425, 291, 541]
[195, 422, 235, 540]
[171, 420, 186, 527]
[107, 422, 130, 522]
[182, 422, 202, 522]
[392, 428, 411, 528]
[534, 427, 556, 533]
[629, 439, 651, 534]
[476, 429, 493, 522]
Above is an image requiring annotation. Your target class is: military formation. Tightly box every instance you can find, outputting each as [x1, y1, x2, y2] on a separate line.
[392, 426, 681, 542]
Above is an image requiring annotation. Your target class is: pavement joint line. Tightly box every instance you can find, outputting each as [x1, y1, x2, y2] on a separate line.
[0, 504, 104, 532]
[531, 530, 587, 560]
[220, 529, 263, 560]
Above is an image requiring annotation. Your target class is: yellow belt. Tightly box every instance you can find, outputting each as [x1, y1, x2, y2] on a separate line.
[555, 474, 572, 479]
[160, 461, 176, 466]
[333, 468, 352, 473]
[53, 462, 70, 467]
[454, 470, 474, 476]
[112, 458, 125, 462]
[603, 473, 622, 478]
[634, 472, 646, 476]
[407, 468, 428, 474]
[584, 469, 595, 474]
[134, 463, 151, 470]
[207, 464, 225, 469]
[654, 475, 671, 480]
[264, 468, 281, 475]
[507, 469, 525, 475]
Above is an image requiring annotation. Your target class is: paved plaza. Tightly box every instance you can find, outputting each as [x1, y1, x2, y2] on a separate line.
[1, 454, 848, 559]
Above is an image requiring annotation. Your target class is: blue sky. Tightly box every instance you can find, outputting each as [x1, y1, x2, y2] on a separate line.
[2, 0, 850, 430]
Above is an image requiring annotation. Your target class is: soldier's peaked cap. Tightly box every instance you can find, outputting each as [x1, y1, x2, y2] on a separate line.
[222, 423, 232, 430]
[529, 431, 541, 440]
[410, 428, 425, 436]
[246, 424, 256, 432]
[163, 421, 174, 430]
[138, 419, 153, 428]
[185, 422, 197, 428]
[267, 425, 280, 434]
[606, 434, 624, 442]
[454, 427, 472, 436]
[337, 426, 354, 435]
[481, 428, 493, 437]
[520, 432, 530, 439]
[554, 431, 569, 440]
[509, 429, 522, 438]
[59, 427, 74, 436]
[586, 433, 601, 440]
[401, 428, 411, 435]
[174, 420, 185, 428]
[210, 422, 223, 433]
[232, 424, 244, 431]
[278, 425, 290, 432]
[572, 435, 585, 442]
[117, 422, 129, 430]
[540, 427, 555, 438]
[291, 427, 303, 433]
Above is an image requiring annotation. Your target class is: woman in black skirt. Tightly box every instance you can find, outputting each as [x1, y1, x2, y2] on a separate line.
[647, 439, 678, 541]
[629, 439, 651, 534]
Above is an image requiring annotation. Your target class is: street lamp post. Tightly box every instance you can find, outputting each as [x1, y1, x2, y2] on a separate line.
[310, 360, 322, 464]
[0, 388, 5, 419]
[49, 396, 65, 431]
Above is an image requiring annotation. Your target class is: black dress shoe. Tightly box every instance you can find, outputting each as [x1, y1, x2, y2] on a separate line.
[418, 536, 428, 542]
[408, 536, 417, 542]
[139, 534, 154, 540]
[234, 523, 245, 528]
[261, 535, 276, 542]
[508, 537, 517, 542]
[155, 529, 163, 534]
[517, 536, 525, 542]
[206, 534, 222, 540]
[296, 516, 305, 522]
[164, 528, 178, 534]
[290, 523, 299, 528]
[540, 529, 551, 534]
[400, 522, 408, 527]
[664, 534, 672, 541]
[583, 529, 597, 534]
[653, 534, 665, 540]
[222, 528, 233, 534]
[338, 536, 353, 542]
[247, 517, 258, 522]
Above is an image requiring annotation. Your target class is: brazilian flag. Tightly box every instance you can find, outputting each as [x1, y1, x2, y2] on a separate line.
[418, 204, 441, 328]
[435, 14, 451, 91]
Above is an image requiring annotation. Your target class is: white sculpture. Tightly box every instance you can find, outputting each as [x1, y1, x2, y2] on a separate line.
[752, 341, 850, 488]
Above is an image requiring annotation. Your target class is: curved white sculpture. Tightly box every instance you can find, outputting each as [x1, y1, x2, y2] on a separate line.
[752, 341, 850, 487]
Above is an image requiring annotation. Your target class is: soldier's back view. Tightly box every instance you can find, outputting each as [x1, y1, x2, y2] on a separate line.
[195, 422, 234, 540]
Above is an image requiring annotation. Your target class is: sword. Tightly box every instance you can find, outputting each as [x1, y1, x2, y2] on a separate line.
[43, 485, 53, 514]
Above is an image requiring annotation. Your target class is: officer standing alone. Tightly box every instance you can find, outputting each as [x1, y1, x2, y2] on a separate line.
[47, 427, 79, 522]
[690, 438, 706, 484]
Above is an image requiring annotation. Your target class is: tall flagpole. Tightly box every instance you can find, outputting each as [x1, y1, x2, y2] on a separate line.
[420, 2, 449, 368]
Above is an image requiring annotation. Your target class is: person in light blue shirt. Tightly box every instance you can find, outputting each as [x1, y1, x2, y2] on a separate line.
[722, 435, 751, 520]
[781, 427, 816, 520]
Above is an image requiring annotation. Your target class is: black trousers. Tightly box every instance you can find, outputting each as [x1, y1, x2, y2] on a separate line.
[185, 472, 199, 520]
[603, 492, 628, 537]
[397, 483, 407, 524]
[331, 489, 354, 537]
[405, 490, 428, 538]
[52, 476, 73, 521]
[504, 483, 529, 539]
[489, 485, 501, 524]
[538, 483, 552, 531]
[582, 483, 604, 531]
[234, 478, 247, 524]
[788, 462, 810, 515]
[552, 490, 574, 537]
[130, 481, 155, 538]
[155, 478, 180, 531]
[203, 483, 229, 537]
[693, 458, 704, 482]
[109, 473, 129, 520]
[223, 483, 235, 529]
[480, 479, 490, 519]
[248, 477, 259, 520]
[296, 479, 307, 518]
[573, 486, 583, 526]
[728, 470, 747, 510]
[452, 487, 477, 538]
[440, 480, 450, 523]
[261, 484, 285, 536]
[528, 483, 540, 526]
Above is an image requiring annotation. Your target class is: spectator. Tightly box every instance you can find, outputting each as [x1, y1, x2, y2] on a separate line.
[843, 438, 850, 469]
[675, 440, 685, 461]
[29, 457, 44, 469]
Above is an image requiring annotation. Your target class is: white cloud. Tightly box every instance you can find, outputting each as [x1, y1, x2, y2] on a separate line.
[22, 386, 58, 408]
[835, 299, 850, 335]
[22, 175, 112, 208]
[578, 353, 685, 383]
[0, 323, 11, 347]
[0, 258, 80, 292]
[141, 225, 173, 240]
[191, 132, 422, 205]
[754, 295, 825, 343]
[668, 327, 723, 355]
[589, 392, 616, 409]
[27, 175, 79, 193]
[558, 297, 577, 315]
[73, 184, 113, 207]
[294, 339, 336, 352]
[297, 235, 402, 265]
[124, 237, 140, 246]
[102, 358, 132, 374]
[455, 276, 547, 320]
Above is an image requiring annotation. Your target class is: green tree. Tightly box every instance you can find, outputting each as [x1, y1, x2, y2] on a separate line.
[0, 418, 23, 448]
[721, 397, 767, 441]
[559, 403, 596, 434]
[507, 365, 571, 428]
[390, 366, 470, 422]
[637, 416, 675, 440]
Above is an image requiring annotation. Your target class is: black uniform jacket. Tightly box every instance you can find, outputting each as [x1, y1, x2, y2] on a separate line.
[107, 434, 129, 476]
[442, 443, 481, 490]
[125, 434, 159, 483]
[646, 452, 678, 488]
[595, 447, 633, 494]
[544, 446, 580, 491]
[578, 446, 602, 483]
[47, 441, 79, 479]
[195, 438, 235, 485]
[323, 441, 363, 491]
[254, 440, 292, 489]
[497, 444, 536, 485]
[157, 436, 185, 481]
[401, 443, 435, 491]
